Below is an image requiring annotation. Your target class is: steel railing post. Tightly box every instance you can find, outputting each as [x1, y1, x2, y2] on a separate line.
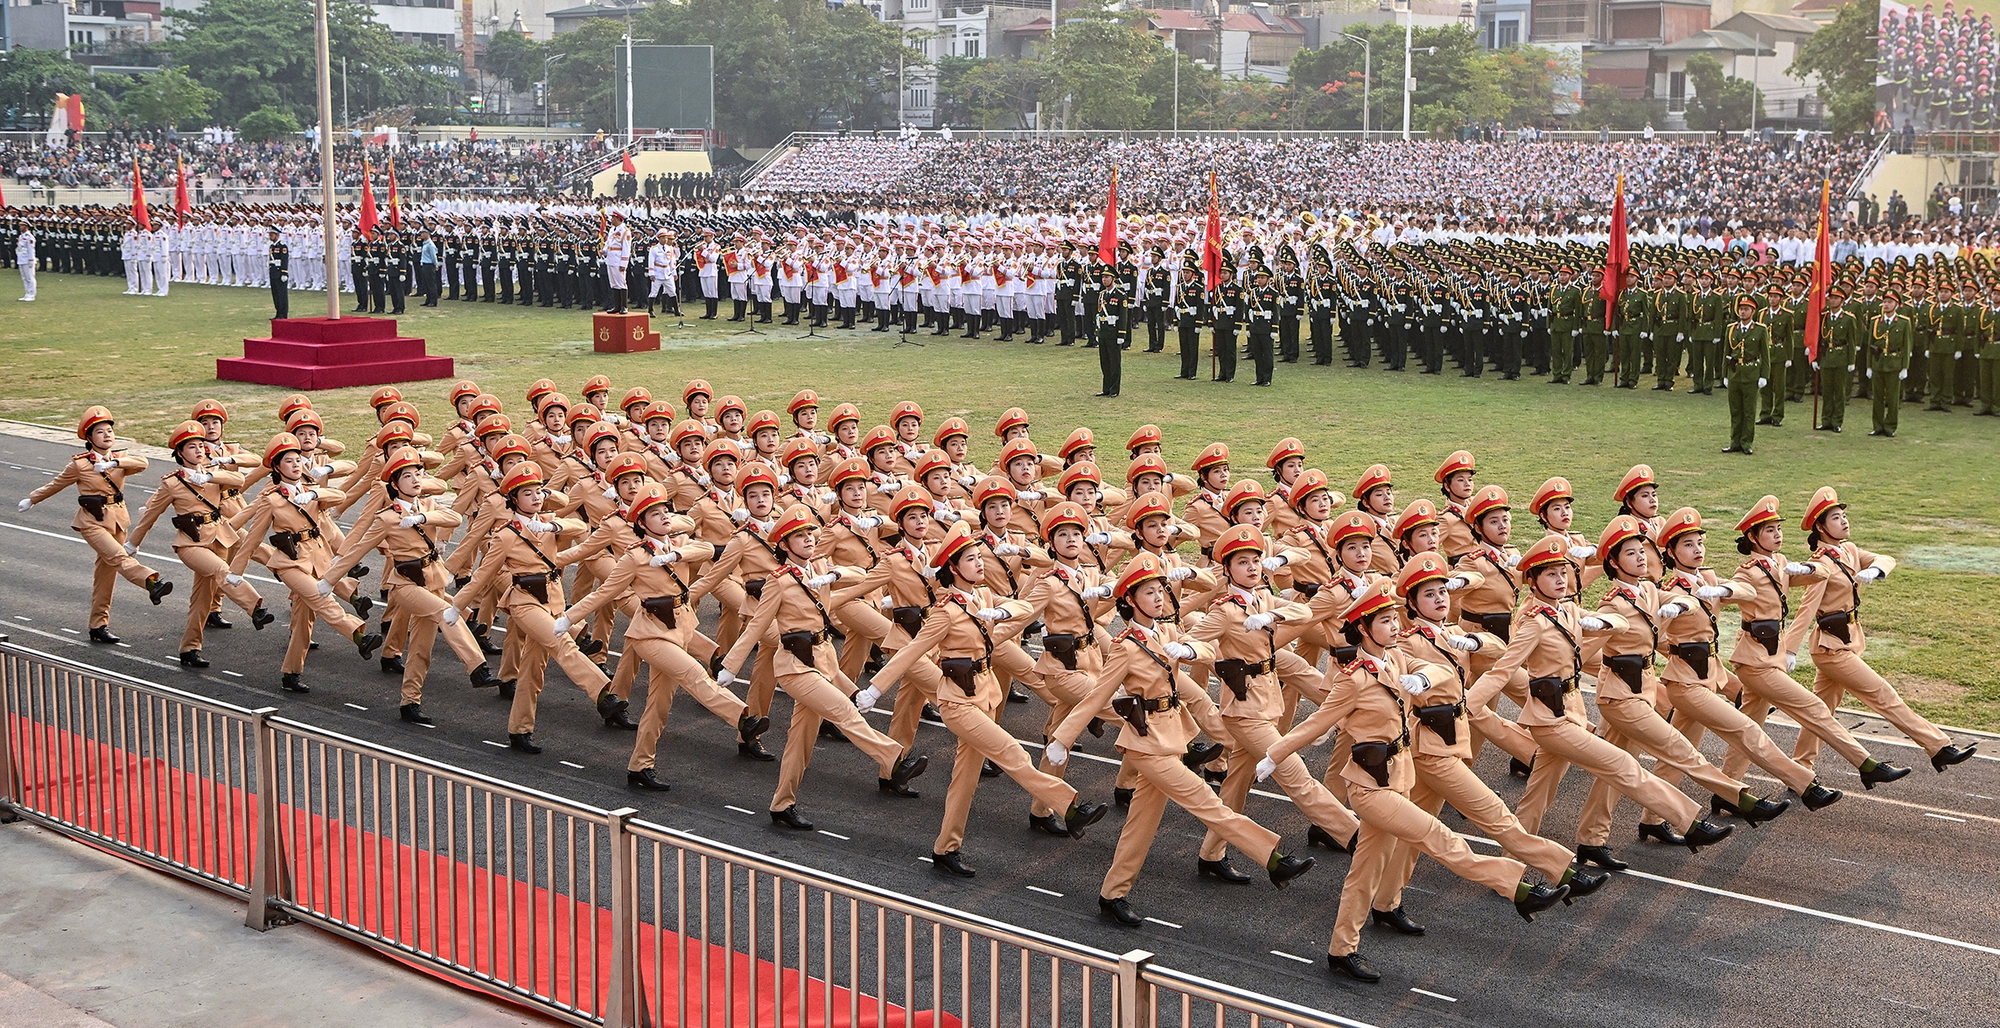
[1118, 950, 1155, 1028]
[606, 806, 639, 1028]
[245, 707, 283, 931]
[0, 637, 18, 823]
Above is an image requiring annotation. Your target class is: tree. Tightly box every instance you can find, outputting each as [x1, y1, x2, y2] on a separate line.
[120, 67, 222, 129]
[1575, 83, 1667, 131]
[936, 56, 1052, 130]
[544, 18, 622, 131]
[237, 104, 301, 141]
[1790, 0, 1878, 135]
[480, 30, 547, 94]
[0, 47, 120, 129]
[1041, 0, 1166, 130]
[1683, 53, 1760, 132]
[166, 0, 456, 125]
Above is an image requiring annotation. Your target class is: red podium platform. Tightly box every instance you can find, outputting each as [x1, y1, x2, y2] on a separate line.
[594, 312, 660, 353]
[217, 317, 454, 391]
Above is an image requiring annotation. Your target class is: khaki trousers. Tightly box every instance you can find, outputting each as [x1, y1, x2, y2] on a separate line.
[1581, 694, 1746, 846]
[1792, 650, 1950, 765]
[934, 690, 1078, 855]
[173, 542, 263, 652]
[1031, 653, 1101, 817]
[1102, 750, 1279, 900]
[503, 602, 611, 734]
[274, 566, 364, 675]
[1330, 784, 1525, 956]
[385, 575, 485, 704]
[78, 519, 156, 628]
[1390, 752, 1574, 888]
[622, 636, 747, 772]
[1517, 718, 1698, 839]
[770, 660, 904, 812]
[1655, 680, 1815, 795]
[1729, 663, 1871, 775]
[1199, 712, 1359, 862]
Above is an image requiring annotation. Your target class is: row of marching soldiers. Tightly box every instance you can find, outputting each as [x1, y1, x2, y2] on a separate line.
[23, 387, 1979, 986]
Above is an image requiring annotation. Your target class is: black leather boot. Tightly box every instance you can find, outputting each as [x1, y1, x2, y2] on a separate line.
[931, 850, 975, 877]
[399, 704, 434, 726]
[179, 650, 208, 668]
[147, 575, 173, 605]
[1098, 896, 1142, 927]
[1559, 867, 1609, 903]
[1197, 857, 1252, 884]
[1327, 953, 1380, 983]
[1113, 787, 1133, 808]
[1858, 759, 1912, 789]
[90, 627, 121, 644]
[1637, 821, 1686, 846]
[1063, 800, 1108, 838]
[627, 768, 671, 792]
[250, 605, 275, 630]
[770, 805, 813, 830]
[380, 654, 405, 675]
[1266, 852, 1315, 888]
[1683, 818, 1734, 852]
[1932, 744, 1978, 771]
[1029, 812, 1070, 836]
[1308, 824, 1356, 853]
[1514, 881, 1569, 921]
[469, 664, 499, 689]
[597, 690, 636, 729]
[508, 733, 541, 754]
[888, 753, 928, 792]
[1575, 844, 1628, 870]
[1800, 782, 1844, 810]
[280, 672, 309, 694]
[1370, 906, 1425, 935]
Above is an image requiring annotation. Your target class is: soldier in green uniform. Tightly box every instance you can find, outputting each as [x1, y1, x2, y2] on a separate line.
[1784, 277, 1812, 402]
[1722, 295, 1769, 454]
[1687, 270, 1722, 393]
[1868, 292, 1913, 437]
[1177, 251, 1207, 379]
[1815, 285, 1858, 432]
[1850, 277, 1882, 398]
[1096, 269, 1127, 396]
[1978, 282, 2000, 416]
[1581, 272, 1609, 385]
[1905, 278, 1934, 404]
[267, 227, 290, 320]
[1548, 265, 1580, 384]
[1928, 281, 1974, 412]
[1757, 283, 1790, 427]
[1247, 266, 1279, 387]
[1307, 254, 1336, 367]
[1652, 268, 1690, 391]
[1212, 261, 1242, 383]
[1615, 271, 1648, 388]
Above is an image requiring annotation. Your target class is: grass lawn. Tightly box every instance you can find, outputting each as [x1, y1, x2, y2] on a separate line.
[7, 270, 1999, 730]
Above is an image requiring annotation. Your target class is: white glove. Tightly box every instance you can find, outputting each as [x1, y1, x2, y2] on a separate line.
[400, 513, 426, 528]
[1580, 616, 1606, 631]
[976, 607, 1011, 621]
[1082, 584, 1113, 600]
[716, 669, 736, 687]
[853, 685, 881, 713]
[1445, 575, 1470, 590]
[936, 506, 962, 522]
[777, 473, 792, 487]
[1167, 566, 1195, 582]
[1505, 553, 1522, 568]
[440, 607, 460, 626]
[1864, 369, 1871, 379]
[1400, 672, 1433, 695]
[552, 616, 572, 635]
[807, 572, 839, 588]
[93, 459, 117, 472]
[524, 518, 556, 532]
[1262, 555, 1288, 571]
[1657, 602, 1688, 618]
[813, 432, 831, 445]
[852, 515, 884, 530]
[124, 542, 138, 555]
[1085, 531, 1110, 545]
[696, 474, 711, 487]
[1758, 378, 1768, 389]
[225, 574, 245, 587]
[1161, 473, 1176, 485]
[875, 481, 898, 494]
[1568, 545, 1597, 561]
[1045, 741, 1069, 766]
[1168, 523, 1186, 536]
[1856, 566, 1886, 582]
[1164, 641, 1197, 661]
[1695, 585, 1729, 599]
[730, 507, 751, 523]
[15, 498, 30, 512]
[649, 549, 680, 566]
[315, 578, 333, 596]
[958, 474, 979, 488]
[288, 489, 319, 507]
[1254, 757, 1277, 782]
[1243, 612, 1276, 631]
[1785, 562, 1814, 575]
[920, 564, 939, 579]
[229, 453, 257, 466]
[603, 486, 619, 499]
[311, 464, 335, 479]
[1899, 369, 1908, 380]
[1955, 351, 1963, 360]
[993, 542, 1020, 556]
[1444, 633, 1480, 651]
[1723, 377, 1731, 387]
[188, 471, 213, 484]
[1017, 489, 1044, 501]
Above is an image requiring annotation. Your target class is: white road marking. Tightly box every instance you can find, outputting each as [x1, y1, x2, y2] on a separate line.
[115, 642, 130, 648]
[817, 830, 850, 841]
[343, 703, 368, 711]
[1970, 794, 1997, 801]
[13, 615, 31, 622]
[1026, 886, 1063, 898]
[1616, 869, 2000, 958]
[481, 740, 507, 748]
[1703, 957, 1746, 968]
[724, 805, 757, 816]
[1269, 950, 1314, 965]
[59, 628, 77, 635]
[1830, 858, 1865, 866]
[559, 760, 586, 770]
[917, 856, 933, 864]
[1144, 917, 1182, 929]
[221, 670, 243, 677]
[1924, 813, 1968, 823]
[1410, 988, 1457, 1002]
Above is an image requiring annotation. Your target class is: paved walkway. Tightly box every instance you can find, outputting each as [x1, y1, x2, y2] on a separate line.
[0, 822, 552, 1028]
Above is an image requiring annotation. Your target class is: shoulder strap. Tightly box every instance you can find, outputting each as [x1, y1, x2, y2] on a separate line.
[1537, 607, 1584, 684]
[506, 524, 562, 577]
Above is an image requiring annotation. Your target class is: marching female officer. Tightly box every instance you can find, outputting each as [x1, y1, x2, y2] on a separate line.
[1264, 578, 1572, 985]
[19, 406, 173, 642]
[1787, 488, 1978, 772]
[1044, 553, 1312, 928]
[871, 521, 1109, 877]
[127, 421, 275, 667]
[1725, 496, 1912, 789]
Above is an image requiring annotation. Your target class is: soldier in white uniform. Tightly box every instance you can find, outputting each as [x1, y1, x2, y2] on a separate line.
[149, 225, 172, 296]
[648, 228, 679, 314]
[16, 225, 36, 301]
[602, 211, 633, 313]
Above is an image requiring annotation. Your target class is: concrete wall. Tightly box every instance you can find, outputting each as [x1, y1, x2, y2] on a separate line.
[1857, 152, 1956, 212]
[588, 150, 714, 196]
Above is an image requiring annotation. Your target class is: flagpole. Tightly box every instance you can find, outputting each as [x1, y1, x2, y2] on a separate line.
[314, 0, 341, 319]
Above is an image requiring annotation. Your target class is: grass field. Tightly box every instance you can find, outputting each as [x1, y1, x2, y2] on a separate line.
[6, 270, 1999, 730]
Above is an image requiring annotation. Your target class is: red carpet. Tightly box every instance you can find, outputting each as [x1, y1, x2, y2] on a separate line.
[217, 317, 454, 391]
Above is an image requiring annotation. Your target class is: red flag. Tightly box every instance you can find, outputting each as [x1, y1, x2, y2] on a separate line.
[621, 151, 637, 175]
[1599, 172, 1626, 330]
[1804, 179, 1832, 362]
[357, 160, 379, 240]
[174, 157, 191, 227]
[1201, 169, 1223, 290]
[131, 156, 152, 232]
[1097, 166, 1119, 266]
[387, 156, 402, 230]
[0, 175, 7, 208]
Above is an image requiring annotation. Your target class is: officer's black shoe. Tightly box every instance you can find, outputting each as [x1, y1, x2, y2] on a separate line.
[576, 633, 605, 657]
[399, 704, 434, 726]
[738, 738, 776, 762]
[1266, 852, 1315, 888]
[1098, 896, 1142, 927]
[146, 577, 173, 605]
[819, 720, 847, 742]
[1030, 812, 1071, 837]
[1637, 820, 1685, 846]
[469, 664, 499, 689]
[1113, 787, 1134, 808]
[353, 630, 384, 660]
[280, 672, 309, 694]
[1086, 717, 1107, 738]
[1201, 767, 1228, 787]
[380, 654, 405, 675]
[865, 644, 886, 675]
[1371, 906, 1426, 935]
[1575, 844, 1628, 870]
[1514, 882, 1569, 922]
[207, 612, 234, 630]
[1800, 782, 1843, 810]
[981, 759, 1003, 778]
[179, 650, 209, 668]
[1197, 857, 1253, 884]
[1181, 741, 1225, 768]
[1308, 824, 1356, 853]
[1063, 800, 1108, 839]
[1859, 760, 1911, 788]
[1683, 818, 1733, 852]
[889, 753, 928, 791]
[1733, 793, 1791, 826]
[350, 593, 373, 620]
[90, 627, 121, 644]
[738, 713, 770, 743]
[1932, 744, 1978, 771]
[771, 805, 813, 830]
[879, 775, 921, 798]
[496, 679, 516, 700]
[594, 688, 631, 725]
[1509, 756, 1533, 778]
[474, 629, 504, 656]
[1559, 867, 1609, 904]
[922, 703, 942, 722]
[1008, 684, 1031, 704]
[601, 705, 638, 730]
[932, 850, 976, 877]
[627, 768, 672, 792]
[508, 733, 541, 754]
[1327, 953, 1381, 983]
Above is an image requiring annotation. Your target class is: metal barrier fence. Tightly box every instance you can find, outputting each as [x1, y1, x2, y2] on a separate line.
[1, 636, 1369, 1028]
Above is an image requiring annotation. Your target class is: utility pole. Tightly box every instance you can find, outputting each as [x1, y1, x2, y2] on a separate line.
[341, 57, 349, 134]
[1402, 2, 1413, 141]
[1340, 32, 1371, 140]
[314, 0, 340, 319]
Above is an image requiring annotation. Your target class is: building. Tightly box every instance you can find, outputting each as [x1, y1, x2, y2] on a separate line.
[549, 0, 651, 36]
[4, 0, 166, 63]
[1143, 5, 1314, 83]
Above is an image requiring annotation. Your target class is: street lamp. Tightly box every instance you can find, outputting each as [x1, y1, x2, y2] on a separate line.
[1338, 32, 1370, 140]
[542, 53, 567, 128]
[1398, 0, 1436, 142]
[624, 31, 654, 145]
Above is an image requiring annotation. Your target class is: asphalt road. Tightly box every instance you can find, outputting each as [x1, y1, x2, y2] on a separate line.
[3, 430, 1996, 1028]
